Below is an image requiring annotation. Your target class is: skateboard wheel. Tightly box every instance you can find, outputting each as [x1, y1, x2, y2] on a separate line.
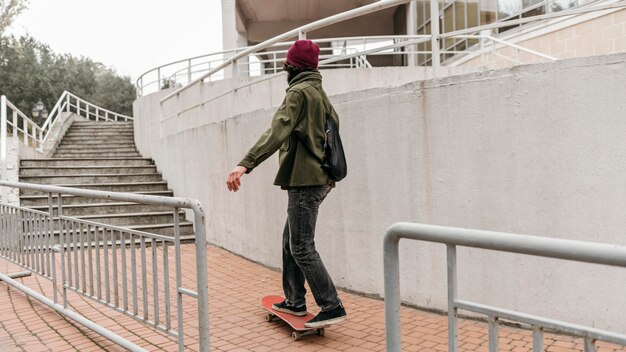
[265, 313, 274, 322]
[318, 328, 325, 336]
[292, 332, 301, 341]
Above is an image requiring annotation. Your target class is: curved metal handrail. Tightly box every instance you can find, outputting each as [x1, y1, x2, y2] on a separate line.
[159, 0, 411, 103]
[136, 33, 420, 96]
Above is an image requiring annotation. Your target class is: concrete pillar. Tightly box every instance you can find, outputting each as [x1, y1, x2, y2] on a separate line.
[406, 0, 418, 66]
[221, 0, 249, 79]
[430, 0, 441, 76]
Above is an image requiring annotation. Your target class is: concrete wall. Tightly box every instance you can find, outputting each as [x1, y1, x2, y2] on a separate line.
[134, 53, 626, 332]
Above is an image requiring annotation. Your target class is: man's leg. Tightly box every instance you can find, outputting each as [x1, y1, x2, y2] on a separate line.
[281, 218, 307, 307]
[287, 185, 341, 311]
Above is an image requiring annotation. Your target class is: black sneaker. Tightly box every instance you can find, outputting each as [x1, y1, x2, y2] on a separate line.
[305, 303, 347, 328]
[272, 301, 307, 317]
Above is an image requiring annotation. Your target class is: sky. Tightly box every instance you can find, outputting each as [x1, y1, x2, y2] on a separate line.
[7, 0, 224, 82]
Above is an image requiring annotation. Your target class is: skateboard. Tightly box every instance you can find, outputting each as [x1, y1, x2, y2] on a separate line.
[261, 295, 326, 341]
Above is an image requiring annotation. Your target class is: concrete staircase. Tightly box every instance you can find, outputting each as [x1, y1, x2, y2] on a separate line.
[19, 121, 194, 239]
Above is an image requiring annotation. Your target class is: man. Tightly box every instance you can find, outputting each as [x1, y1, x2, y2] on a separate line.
[226, 39, 347, 328]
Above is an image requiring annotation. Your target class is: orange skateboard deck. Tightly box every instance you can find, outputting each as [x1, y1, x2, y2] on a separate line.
[261, 295, 326, 340]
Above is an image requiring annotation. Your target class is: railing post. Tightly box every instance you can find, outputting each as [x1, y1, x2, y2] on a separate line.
[298, 31, 306, 40]
[1, 96, 7, 204]
[188, 59, 192, 83]
[23, 117, 28, 145]
[231, 58, 239, 89]
[192, 203, 210, 352]
[489, 316, 500, 352]
[383, 230, 401, 352]
[430, 0, 441, 76]
[157, 68, 162, 91]
[447, 244, 458, 352]
[532, 325, 543, 351]
[66, 93, 70, 113]
[12, 111, 17, 138]
[406, 0, 418, 66]
[48, 192, 58, 304]
[38, 129, 43, 152]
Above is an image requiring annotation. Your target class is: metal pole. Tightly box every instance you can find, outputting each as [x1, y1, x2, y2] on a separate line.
[406, 0, 418, 66]
[532, 325, 543, 351]
[447, 245, 458, 352]
[383, 231, 401, 352]
[188, 59, 192, 83]
[12, 111, 17, 138]
[174, 209, 184, 352]
[192, 203, 210, 352]
[1, 96, 7, 205]
[157, 68, 162, 91]
[0, 272, 148, 352]
[489, 316, 499, 352]
[429, 0, 441, 76]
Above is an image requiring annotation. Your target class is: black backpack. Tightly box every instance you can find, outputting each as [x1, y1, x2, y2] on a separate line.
[322, 111, 347, 181]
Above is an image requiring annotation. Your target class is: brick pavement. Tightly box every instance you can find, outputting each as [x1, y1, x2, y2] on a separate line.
[1, 244, 624, 351]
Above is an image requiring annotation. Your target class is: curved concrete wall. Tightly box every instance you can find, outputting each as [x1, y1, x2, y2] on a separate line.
[134, 55, 626, 332]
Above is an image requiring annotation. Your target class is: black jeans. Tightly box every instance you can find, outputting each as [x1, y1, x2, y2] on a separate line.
[282, 184, 341, 312]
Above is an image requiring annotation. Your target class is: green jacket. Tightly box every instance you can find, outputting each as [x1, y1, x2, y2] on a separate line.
[238, 71, 338, 187]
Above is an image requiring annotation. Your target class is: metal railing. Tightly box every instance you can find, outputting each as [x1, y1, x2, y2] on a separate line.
[383, 222, 626, 352]
[1, 91, 133, 154]
[145, 0, 626, 103]
[0, 181, 210, 352]
[160, 0, 411, 103]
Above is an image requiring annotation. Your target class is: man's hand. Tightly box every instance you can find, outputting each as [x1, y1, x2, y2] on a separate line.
[226, 166, 248, 192]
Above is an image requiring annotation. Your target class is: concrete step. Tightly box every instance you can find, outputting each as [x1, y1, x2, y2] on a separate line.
[56, 140, 136, 146]
[31, 202, 175, 217]
[20, 190, 175, 206]
[53, 152, 142, 158]
[56, 143, 136, 150]
[60, 136, 135, 141]
[20, 173, 164, 184]
[71, 121, 133, 125]
[19, 181, 170, 196]
[64, 129, 133, 134]
[76, 211, 186, 227]
[63, 132, 134, 137]
[20, 158, 154, 167]
[19, 166, 158, 177]
[53, 147, 139, 154]
[65, 124, 133, 129]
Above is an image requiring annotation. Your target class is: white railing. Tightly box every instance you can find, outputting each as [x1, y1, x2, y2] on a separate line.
[0, 95, 45, 151]
[160, 0, 412, 102]
[41, 91, 133, 145]
[136, 33, 556, 98]
[0, 181, 210, 351]
[139, 0, 626, 103]
[1, 91, 133, 154]
[384, 223, 626, 352]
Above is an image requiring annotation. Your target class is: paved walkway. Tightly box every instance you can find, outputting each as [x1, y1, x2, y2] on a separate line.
[0, 244, 624, 352]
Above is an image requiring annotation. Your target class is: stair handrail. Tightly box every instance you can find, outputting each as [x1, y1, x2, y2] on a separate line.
[160, 0, 411, 104]
[1, 91, 135, 168]
[1, 95, 45, 152]
[40, 91, 134, 145]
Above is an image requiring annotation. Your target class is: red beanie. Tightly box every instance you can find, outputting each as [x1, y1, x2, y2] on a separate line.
[286, 40, 320, 69]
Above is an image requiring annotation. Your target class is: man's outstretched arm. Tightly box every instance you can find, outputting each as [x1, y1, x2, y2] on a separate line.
[226, 165, 248, 192]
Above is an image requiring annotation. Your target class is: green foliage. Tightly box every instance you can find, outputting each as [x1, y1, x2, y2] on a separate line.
[0, 34, 136, 125]
[0, 0, 28, 35]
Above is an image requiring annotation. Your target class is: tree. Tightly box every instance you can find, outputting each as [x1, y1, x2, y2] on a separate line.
[0, 34, 136, 121]
[0, 0, 28, 35]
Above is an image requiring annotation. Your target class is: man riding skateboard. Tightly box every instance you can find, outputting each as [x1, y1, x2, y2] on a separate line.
[226, 39, 347, 328]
